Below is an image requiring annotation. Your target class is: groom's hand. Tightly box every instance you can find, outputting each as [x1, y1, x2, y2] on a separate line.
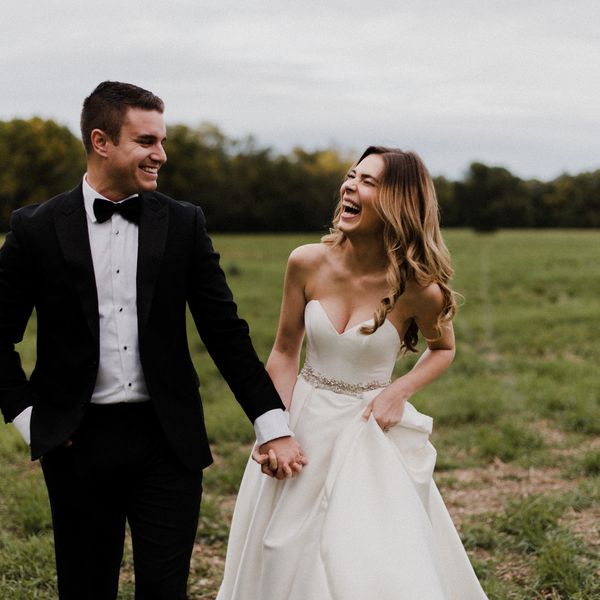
[254, 436, 308, 479]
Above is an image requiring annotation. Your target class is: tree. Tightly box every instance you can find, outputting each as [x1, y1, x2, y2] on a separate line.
[2, 118, 600, 232]
[434, 176, 459, 227]
[0, 118, 85, 230]
[542, 171, 600, 227]
[454, 163, 534, 231]
[157, 123, 350, 232]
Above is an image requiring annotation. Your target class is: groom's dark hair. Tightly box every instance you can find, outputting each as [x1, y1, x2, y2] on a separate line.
[80, 81, 164, 154]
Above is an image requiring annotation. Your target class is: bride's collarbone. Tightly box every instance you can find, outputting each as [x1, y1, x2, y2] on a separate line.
[310, 274, 388, 301]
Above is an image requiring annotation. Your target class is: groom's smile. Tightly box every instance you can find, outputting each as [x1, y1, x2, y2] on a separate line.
[96, 107, 167, 200]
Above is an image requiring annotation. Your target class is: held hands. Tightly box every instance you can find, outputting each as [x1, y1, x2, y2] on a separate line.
[252, 436, 308, 479]
[362, 384, 410, 432]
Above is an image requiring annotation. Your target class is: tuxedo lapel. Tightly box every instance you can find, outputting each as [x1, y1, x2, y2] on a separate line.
[136, 193, 168, 331]
[53, 185, 100, 342]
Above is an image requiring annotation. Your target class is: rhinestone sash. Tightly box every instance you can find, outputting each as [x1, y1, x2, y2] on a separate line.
[300, 363, 391, 396]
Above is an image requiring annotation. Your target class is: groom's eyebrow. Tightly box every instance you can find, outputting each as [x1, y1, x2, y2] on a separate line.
[135, 133, 166, 144]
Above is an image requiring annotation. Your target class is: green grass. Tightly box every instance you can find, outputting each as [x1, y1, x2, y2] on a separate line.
[579, 451, 600, 477]
[1, 229, 599, 599]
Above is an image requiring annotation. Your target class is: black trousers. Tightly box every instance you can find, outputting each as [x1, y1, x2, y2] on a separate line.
[41, 402, 203, 600]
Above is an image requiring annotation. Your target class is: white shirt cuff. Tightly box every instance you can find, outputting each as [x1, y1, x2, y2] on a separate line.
[253, 408, 293, 446]
[12, 406, 32, 446]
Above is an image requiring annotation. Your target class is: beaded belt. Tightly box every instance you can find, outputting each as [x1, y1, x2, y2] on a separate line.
[299, 363, 391, 396]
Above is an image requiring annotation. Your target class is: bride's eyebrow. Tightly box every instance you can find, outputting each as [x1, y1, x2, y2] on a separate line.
[346, 168, 381, 184]
[364, 173, 380, 183]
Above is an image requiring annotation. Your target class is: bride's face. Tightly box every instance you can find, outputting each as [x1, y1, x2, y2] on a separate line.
[338, 154, 385, 236]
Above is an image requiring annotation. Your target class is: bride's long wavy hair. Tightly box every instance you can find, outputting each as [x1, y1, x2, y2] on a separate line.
[322, 146, 457, 352]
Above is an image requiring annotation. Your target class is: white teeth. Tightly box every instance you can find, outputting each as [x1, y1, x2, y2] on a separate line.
[343, 200, 361, 214]
[141, 166, 158, 174]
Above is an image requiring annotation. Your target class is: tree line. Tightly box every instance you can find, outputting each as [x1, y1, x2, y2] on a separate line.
[1, 117, 599, 232]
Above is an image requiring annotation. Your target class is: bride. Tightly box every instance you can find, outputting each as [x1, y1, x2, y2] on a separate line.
[217, 147, 488, 599]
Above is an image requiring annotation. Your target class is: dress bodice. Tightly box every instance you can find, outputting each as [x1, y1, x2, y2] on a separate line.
[303, 300, 401, 387]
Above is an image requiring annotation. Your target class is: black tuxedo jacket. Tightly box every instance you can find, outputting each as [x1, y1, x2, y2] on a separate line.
[0, 185, 284, 471]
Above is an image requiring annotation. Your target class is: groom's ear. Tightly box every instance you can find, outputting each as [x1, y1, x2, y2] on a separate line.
[90, 128, 111, 158]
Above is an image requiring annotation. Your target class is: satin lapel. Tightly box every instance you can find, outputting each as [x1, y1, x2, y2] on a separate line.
[53, 185, 99, 342]
[137, 193, 168, 331]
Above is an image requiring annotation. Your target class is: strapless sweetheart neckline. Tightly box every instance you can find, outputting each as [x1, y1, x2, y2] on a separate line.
[308, 299, 400, 341]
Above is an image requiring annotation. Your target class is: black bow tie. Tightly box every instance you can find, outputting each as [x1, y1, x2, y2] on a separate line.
[93, 196, 142, 224]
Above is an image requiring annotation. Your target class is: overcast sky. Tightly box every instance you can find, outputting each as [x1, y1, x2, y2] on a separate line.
[1, 0, 598, 180]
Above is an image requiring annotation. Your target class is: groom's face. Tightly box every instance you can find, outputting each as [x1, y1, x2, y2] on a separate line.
[102, 108, 167, 199]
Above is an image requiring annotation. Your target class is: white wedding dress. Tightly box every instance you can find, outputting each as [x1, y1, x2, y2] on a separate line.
[217, 300, 488, 599]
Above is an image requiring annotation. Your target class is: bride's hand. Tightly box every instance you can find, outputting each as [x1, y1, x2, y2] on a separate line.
[362, 385, 410, 432]
[252, 445, 279, 477]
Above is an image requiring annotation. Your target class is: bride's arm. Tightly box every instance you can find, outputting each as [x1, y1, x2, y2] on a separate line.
[252, 247, 314, 476]
[363, 283, 455, 431]
[266, 248, 310, 409]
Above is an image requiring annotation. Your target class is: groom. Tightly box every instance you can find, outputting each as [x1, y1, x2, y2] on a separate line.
[0, 81, 305, 599]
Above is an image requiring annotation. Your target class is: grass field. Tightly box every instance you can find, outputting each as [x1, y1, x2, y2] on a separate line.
[1, 230, 599, 599]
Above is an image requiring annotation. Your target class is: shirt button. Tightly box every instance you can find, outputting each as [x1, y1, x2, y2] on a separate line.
[128, 383, 132, 387]
[119, 308, 123, 312]
[123, 346, 128, 350]
[116, 269, 120, 274]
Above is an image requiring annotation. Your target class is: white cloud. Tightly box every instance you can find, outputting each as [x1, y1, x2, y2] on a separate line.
[1, 0, 598, 179]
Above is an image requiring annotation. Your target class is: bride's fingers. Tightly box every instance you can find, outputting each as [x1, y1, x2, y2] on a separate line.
[362, 401, 374, 420]
[261, 463, 276, 477]
[268, 448, 278, 471]
[377, 418, 398, 432]
[252, 446, 269, 464]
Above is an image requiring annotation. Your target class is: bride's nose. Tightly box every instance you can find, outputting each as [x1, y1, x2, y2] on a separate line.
[342, 179, 356, 192]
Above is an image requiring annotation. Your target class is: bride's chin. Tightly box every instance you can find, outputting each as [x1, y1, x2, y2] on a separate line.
[338, 217, 357, 232]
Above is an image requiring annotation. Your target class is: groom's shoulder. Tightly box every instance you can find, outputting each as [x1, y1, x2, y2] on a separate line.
[146, 191, 205, 219]
[11, 186, 80, 228]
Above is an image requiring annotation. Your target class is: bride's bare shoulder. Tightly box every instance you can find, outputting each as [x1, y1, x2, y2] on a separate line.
[288, 243, 330, 270]
[402, 279, 445, 315]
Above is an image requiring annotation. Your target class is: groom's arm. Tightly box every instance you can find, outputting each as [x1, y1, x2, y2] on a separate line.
[253, 409, 292, 446]
[185, 206, 305, 474]
[186, 205, 285, 422]
[0, 210, 36, 438]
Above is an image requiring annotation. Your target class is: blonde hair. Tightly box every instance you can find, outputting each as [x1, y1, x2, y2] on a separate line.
[322, 146, 457, 352]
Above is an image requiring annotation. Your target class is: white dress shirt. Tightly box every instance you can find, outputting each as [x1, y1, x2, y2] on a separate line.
[12, 177, 291, 446]
[83, 177, 149, 404]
